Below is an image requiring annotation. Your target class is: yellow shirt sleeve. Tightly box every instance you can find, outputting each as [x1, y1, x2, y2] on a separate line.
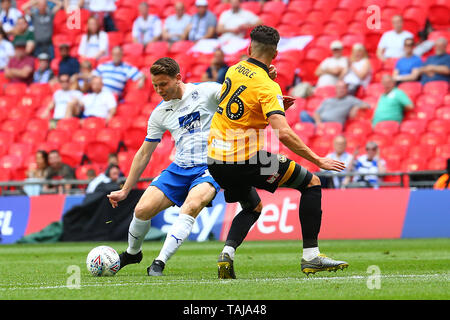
[259, 82, 285, 120]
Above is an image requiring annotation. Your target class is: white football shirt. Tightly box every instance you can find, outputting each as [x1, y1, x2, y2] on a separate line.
[145, 82, 222, 168]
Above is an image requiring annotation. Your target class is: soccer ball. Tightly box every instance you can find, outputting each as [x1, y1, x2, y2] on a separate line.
[86, 246, 120, 277]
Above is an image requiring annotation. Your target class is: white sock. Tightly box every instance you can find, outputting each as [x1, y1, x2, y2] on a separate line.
[222, 245, 235, 260]
[302, 247, 320, 261]
[126, 214, 151, 255]
[156, 214, 195, 263]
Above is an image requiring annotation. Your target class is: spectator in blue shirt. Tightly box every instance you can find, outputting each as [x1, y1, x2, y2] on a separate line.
[393, 38, 423, 83]
[93, 46, 145, 98]
[58, 43, 79, 77]
[418, 37, 450, 85]
[201, 48, 228, 83]
[184, 0, 217, 41]
[33, 52, 54, 83]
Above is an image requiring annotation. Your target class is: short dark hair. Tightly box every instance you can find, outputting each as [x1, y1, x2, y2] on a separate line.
[150, 57, 180, 78]
[250, 25, 280, 56]
[250, 25, 280, 47]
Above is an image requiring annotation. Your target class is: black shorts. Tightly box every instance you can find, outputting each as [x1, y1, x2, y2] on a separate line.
[207, 150, 312, 203]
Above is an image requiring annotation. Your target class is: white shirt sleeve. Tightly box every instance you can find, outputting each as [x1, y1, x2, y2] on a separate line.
[99, 31, 109, 55]
[153, 18, 162, 38]
[78, 34, 87, 56]
[132, 18, 140, 40]
[377, 32, 388, 50]
[105, 91, 117, 110]
[201, 82, 222, 113]
[145, 110, 165, 142]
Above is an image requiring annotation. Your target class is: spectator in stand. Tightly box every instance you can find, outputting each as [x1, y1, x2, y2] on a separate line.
[78, 16, 108, 60]
[66, 76, 117, 122]
[343, 43, 372, 95]
[0, 26, 14, 71]
[0, 0, 23, 35]
[300, 80, 370, 126]
[92, 164, 122, 193]
[58, 43, 80, 77]
[93, 46, 145, 98]
[33, 52, 54, 83]
[86, 0, 116, 32]
[162, 1, 191, 43]
[63, 0, 84, 11]
[70, 59, 93, 93]
[22, 0, 62, 59]
[12, 17, 35, 55]
[184, 0, 216, 41]
[86, 154, 124, 193]
[4, 40, 35, 84]
[132, 2, 162, 46]
[417, 37, 450, 85]
[322, 135, 354, 189]
[315, 40, 348, 88]
[43, 149, 76, 194]
[201, 47, 228, 83]
[217, 0, 262, 41]
[377, 15, 413, 61]
[345, 141, 386, 188]
[43, 73, 83, 124]
[372, 74, 414, 127]
[23, 149, 49, 196]
[393, 38, 424, 83]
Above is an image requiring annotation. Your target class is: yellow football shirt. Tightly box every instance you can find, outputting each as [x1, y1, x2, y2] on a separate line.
[208, 58, 285, 162]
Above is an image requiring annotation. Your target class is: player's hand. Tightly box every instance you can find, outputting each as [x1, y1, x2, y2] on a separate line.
[107, 189, 129, 208]
[317, 157, 346, 172]
[269, 64, 277, 80]
[283, 96, 296, 110]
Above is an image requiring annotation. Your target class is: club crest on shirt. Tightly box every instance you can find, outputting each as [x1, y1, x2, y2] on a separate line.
[178, 111, 201, 134]
[191, 90, 199, 101]
[277, 154, 287, 163]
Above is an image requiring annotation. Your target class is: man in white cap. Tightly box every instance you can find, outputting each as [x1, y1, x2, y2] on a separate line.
[184, 0, 217, 41]
[315, 40, 348, 87]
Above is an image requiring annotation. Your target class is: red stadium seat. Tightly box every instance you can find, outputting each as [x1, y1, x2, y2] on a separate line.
[123, 127, 146, 150]
[408, 145, 435, 161]
[428, 5, 450, 29]
[46, 129, 71, 148]
[292, 122, 315, 138]
[381, 145, 406, 162]
[95, 128, 121, 152]
[9, 143, 33, 160]
[435, 106, 450, 120]
[60, 142, 85, 167]
[262, 1, 286, 16]
[314, 86, 335, 98]
[399, 119, 427, 135]
[316, 122, 343, 137]
[285, 105, 300, 126]
[0, 154, 23, 170]
[435, 144, 450, 159]
[85, 141, 112, 164]
[0, 167, 11, 181]
[8, 106, 32, 121]
[373, 121, 400, 136]
[122, 42, 144, 57]
[427, 119, 450, 135]
[398, 81, 422, 101]
[305, 97, 323, 113]
[393, 132, 417, 154]
[56, 117, 80, 132]
[311, 135, 334, 156]
[18, 130, 46, 146]
[4, 83, 27, 96]
[28, 83, 52, 97]
[107, 31, 124, 49]
[365, 83, 385, 98]
[344, 120, 372, 137]
[366, 133, 389, 149]
[2, 119, 26, 138]
[420, 132, 447, 147]
[402, 158, 427, 172]
[76, 164, 101, 180]
[107, 115, 131, 135]
[422, 81, 449, 96]
[416, 94, 444, 109]
[279, 12, 305, 27]
[428, 157, 447, 171]
[72, 129, 96, 149]
[82, 117, 106, 131]
[144, 41, 169, 58]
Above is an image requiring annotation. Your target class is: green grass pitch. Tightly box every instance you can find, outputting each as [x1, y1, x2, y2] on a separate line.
[0, 238, 449, 300]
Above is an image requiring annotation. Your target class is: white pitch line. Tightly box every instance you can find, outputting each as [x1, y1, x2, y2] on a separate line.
[0, 274, 448, 291]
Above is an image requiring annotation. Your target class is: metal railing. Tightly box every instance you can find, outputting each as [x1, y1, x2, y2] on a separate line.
[0, 170, 445, 196]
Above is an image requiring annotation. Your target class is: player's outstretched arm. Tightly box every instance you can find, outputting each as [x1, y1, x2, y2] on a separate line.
[268, 114, 346, 172]
[107, 141, 158, 208]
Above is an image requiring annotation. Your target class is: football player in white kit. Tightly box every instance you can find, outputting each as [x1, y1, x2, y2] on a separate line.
[107, 57, 224, 276]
